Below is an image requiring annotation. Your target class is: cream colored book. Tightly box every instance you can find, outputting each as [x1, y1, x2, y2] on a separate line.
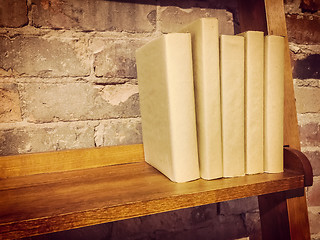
[239, 31, 264, 175]
[264, 35, 284, 173]
[136, 33, 200, 183]
[220, 35, 245, 177]
[179, 18, 222, 180]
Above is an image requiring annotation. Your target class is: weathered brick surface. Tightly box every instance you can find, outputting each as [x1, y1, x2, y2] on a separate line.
[299, 122, 320, 147]
[159, 6, 234, 34]
[292, 54, 320, 79]
[309, 206, 320, 236]
[307, 176, 320, 206]
[0, 0, 28, 27]
[295, 87, 320, 113]
[244, 212, 262, 240]
[31, 0, 156, 32]
[94, 118, 142, 147]
[104, 206, 205, 239]
[304, 150, 320, 176]
[20, 83, 140, 123]
[0, 36, 90, 77]
[286, 14, 320, 44]
[0, 122, 94, 156]
[0, 83, 22, 123]
[0, 0, 319, 239]
[110, 204, 247, 240]
[219, 197, 259, 215]
[214, 214, 247, 240]
[93, 38, 147, 79]
[31, 222, 113, 240]
[0, 128, 29, 156]
[300, 0, 320, 12]
[294, 79, 320, 88]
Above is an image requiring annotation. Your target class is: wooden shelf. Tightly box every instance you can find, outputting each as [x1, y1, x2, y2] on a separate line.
[0, 144, 311, 239]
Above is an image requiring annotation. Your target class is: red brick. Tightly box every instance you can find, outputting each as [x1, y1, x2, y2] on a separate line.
[286, 14, 320, 44]
[0, 83, 22, 123]
[307, 176, 320, 206]
[299, 122, 320, 147]
[0, 0, 28, 27]
[31, 0, 156, 32]
[303, 151, 320, 176]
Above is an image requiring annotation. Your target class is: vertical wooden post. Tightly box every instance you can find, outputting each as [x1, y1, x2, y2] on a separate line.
[237, 0, 311, 239]
[258, 191, 291, 240]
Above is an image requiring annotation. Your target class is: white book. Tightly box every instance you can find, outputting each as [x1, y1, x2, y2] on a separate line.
[136, 33, 200, 183]
[220, 35, 245, 177]
[179, 18, 222, 180]
[240, 31, 264, 175]
[264, 35, 284, 173]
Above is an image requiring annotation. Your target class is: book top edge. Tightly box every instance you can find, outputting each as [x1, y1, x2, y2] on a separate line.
[136, 33, 191, 54]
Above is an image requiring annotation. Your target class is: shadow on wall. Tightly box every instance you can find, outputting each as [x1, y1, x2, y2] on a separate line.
[293, 54, 320, 79]
[28, 202, 261, 240]
[104, 0, 240, 33]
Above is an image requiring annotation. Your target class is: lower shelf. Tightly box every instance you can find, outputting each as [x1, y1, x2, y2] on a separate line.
[0, 159, 305, 239]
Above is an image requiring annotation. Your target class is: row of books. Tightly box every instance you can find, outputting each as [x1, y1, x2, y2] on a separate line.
[136, 18, 284, 183]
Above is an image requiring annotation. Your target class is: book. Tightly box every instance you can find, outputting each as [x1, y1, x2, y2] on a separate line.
[264, 35, 284, 173]
[136, 33, 200, 183]
[220, 35, 245, 177]
[179, 18, 222, 180]
[239, 31, 264, 175]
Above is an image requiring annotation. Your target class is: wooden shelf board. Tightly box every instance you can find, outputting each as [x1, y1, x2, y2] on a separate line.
[0, 161, 304, 239]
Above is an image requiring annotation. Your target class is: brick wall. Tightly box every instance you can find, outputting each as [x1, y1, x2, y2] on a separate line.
[0, 0, 319, 239]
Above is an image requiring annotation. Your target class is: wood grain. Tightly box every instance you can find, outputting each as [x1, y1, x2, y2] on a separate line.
[284, 147, 313, 186]
[286, 189, 312, 240]
[238, 0, 268, 33]
[258, 191, 291, 240]
[0, 161, 304, 239]
[0, 144, 144, 178]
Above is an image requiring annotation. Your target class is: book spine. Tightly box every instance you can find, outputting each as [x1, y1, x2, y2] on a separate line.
[165, 34, 200, 182]
[220, 35, 245, 177]
[242, 31, 264, 175]
[179, 18, 222, 180]
[264, 35, 284, 173]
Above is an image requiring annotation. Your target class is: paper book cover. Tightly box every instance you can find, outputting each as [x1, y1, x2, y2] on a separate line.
[136, 33, 200, 182]
[240, 31, 264, 175]
[179, 18, 222, 180]
[264, 35, 284, 173]
[220, 34, 245, 177]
